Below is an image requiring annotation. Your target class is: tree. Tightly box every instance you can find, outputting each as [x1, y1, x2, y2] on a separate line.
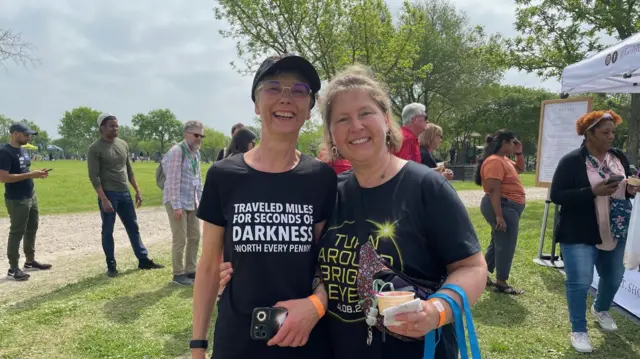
[57, 107, 102, 155]
[508, 0, 640, 164]
[131, 109, 183, 153]
[0, 114, 13, 143]
[117, 125, 140, 152]
[200, 128, 229, 161]
[298, 119, 324, 156]
[0, 29, 37, 67]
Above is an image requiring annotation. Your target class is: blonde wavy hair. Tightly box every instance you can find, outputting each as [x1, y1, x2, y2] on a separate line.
[320, 64, 402, 160]
[576, 110, 623, 136]
[419, 123, 443, 149]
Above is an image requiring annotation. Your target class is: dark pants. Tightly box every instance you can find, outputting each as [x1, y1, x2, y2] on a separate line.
[99, 191, 148, 267]
[6, 194, 39, 269]
[480, 195, 525, 281]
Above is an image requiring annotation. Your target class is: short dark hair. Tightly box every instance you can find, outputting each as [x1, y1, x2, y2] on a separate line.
[231, 123, 244, 135]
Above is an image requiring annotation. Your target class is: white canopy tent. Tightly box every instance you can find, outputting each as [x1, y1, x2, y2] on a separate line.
[561, 32, 640, 94]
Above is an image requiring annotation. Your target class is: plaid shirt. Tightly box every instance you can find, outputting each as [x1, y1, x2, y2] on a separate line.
[162, 141, 203, 211]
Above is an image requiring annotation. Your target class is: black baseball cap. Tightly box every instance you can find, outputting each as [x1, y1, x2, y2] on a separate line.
[9, 122, 37, 136]
[251, 54, 321, 104]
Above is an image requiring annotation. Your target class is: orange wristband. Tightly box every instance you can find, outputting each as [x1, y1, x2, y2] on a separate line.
[428, 298, 446, 328]
[308, 294, 325, 318]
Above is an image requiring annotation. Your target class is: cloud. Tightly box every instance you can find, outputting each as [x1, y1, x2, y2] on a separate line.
[0, 0, 558, 139]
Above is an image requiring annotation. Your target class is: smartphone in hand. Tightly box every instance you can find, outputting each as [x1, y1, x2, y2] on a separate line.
[250, 307, 288, 341]
[606, 175, 624, 185]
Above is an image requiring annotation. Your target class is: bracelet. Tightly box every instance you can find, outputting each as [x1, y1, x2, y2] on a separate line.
[428, 298, 446, 328]
[308, 294, 325, 318]
[515, 152, 523, 155]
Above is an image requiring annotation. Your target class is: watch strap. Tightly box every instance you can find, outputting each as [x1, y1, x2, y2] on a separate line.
[189, 339, 208, 349]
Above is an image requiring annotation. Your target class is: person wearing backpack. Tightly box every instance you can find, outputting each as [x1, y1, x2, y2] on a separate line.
[161, 121, 205, 286]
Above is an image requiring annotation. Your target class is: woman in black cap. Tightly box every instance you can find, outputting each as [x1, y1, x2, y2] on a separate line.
[191, 54, 337, 359]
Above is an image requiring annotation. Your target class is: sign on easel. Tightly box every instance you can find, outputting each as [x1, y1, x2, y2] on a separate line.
[534, 97, 593, 268]
[535, 97, 593, 187]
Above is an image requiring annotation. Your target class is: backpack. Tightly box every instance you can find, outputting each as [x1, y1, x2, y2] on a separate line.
[155, 143, 187, 190]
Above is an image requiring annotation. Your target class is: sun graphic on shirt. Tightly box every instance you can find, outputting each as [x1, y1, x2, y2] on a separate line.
[369, 219, 398, 240]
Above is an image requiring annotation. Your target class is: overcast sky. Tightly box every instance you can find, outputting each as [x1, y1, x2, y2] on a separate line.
[0, 0, 559, 139]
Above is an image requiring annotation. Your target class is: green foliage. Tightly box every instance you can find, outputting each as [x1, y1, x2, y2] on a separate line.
[131, 109, 183, 153]
[297, 119, 324, 156]
[20, 119, 50, 150]
[200, 128, 229, 161]
[57, 107, 102, 155]
[508, 0, 640, 164]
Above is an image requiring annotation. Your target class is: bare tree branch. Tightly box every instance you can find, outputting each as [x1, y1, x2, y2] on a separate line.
[0, 29, 38, 67]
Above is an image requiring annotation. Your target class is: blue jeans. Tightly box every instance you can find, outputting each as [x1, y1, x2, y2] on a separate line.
[99, 191, 148, 266]
[560, 240, 626, 333]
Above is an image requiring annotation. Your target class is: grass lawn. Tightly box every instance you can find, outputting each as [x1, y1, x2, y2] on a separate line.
[0, 160, 532, 217]
[450, 171, 537, 191]
[1, 202, 638, 358]
[0, 160, 211, 218]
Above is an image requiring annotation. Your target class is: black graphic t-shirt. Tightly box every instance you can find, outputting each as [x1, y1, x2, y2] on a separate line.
[197, 153, 337, 359]
[0, 144, 34, 200]
[319, 161, 481, 359]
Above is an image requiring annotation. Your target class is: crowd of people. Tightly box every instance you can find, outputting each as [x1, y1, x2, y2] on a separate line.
[1, 52, 638, 358]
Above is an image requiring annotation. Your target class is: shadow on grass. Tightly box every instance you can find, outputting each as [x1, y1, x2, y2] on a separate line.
[473, 291, 529, 327]
[538, 267, 567, 296]
[103, 283, 190, 324]
[3, 268, 139, 315]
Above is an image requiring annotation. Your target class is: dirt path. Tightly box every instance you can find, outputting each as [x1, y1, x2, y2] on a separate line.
[0, 187, 549, 303]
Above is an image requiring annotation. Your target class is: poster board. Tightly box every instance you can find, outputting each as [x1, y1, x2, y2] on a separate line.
[535, 97, 593, 187]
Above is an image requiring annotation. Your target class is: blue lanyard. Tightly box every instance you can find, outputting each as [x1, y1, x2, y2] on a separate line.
[423, 284, 482, 359]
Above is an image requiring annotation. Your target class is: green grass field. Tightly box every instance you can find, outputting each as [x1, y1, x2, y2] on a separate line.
[1, 202, 638, 358]
[0, 160, 534, 217]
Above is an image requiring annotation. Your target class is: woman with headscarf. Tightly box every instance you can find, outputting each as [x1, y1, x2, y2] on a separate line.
[550, 110, 638, 353]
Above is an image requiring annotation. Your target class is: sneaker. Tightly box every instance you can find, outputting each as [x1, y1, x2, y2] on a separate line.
[186, 272, 196, 280]
[24, 260, 52, 271]
[591, 304, 618, 332]
[107, 267, 119, 277]
[570, 332, 593, 353]
[7, 268, 30, 281]
[138, 259, 164, 270]
[172, 274, 193, 286]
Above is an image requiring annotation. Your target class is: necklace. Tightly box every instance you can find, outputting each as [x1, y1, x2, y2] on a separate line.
[379, 153, 393, 180]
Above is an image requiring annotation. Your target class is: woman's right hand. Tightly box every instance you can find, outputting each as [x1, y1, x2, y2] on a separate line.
[495, 217, 507, 232]
[592, 179, 619, 197]
[220, 262, 233, 287]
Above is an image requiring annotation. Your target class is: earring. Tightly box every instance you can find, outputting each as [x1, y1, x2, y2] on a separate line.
[332, 145, 341, 159]
[386, 132, 391, 146]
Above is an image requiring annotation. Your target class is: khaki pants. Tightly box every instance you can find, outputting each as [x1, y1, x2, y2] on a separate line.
[165, 203, 200, 276]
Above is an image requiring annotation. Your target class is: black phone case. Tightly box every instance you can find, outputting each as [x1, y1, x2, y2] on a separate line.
[607, 175, 625, 184]
[250, 307, 288, 340]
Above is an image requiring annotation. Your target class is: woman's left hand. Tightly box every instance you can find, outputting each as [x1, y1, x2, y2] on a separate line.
[386, 300, 440, 338]
[627, 184, 639, 196]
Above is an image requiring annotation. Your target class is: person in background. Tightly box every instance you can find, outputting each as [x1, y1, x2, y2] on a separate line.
[393, 103, 428, 163]
[419, 123, 453, 180]
[191, 54, 336, 359]
[224, 127, 257, 158]
[162, 121, 205, 286]
[550, 110, 638, 353]
[88, 113, 164, 277]
[475, 129, 526, 295]
[216, 123, 245, 161]
[449, 147, 456, 165]
[317, 143, 352, 174]
[0, 123, 52, 281]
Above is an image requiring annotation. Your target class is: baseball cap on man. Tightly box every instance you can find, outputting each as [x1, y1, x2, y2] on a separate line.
[9, 122, 37, 136]
[251, 54, 321, 105]
[97, 113, 117, 126]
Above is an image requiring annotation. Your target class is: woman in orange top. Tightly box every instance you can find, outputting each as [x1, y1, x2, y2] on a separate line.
[475, 129, 526, 295]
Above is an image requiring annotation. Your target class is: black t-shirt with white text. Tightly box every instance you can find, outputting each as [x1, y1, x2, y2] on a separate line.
[0, 144, 34, 200]
[319, 161, 481, 359]
[197, 153, 337, 359]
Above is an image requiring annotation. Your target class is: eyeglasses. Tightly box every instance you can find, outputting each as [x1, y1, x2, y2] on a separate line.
[188, 133, 205, 139]
[258, 81, 311, 100]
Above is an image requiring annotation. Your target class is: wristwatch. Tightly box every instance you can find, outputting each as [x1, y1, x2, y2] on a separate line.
[189, 339, 208, 350]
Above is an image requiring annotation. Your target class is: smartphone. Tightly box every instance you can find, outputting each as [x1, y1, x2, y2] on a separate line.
[250, 307, 288, 341]
[606, 175, 624, 185]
